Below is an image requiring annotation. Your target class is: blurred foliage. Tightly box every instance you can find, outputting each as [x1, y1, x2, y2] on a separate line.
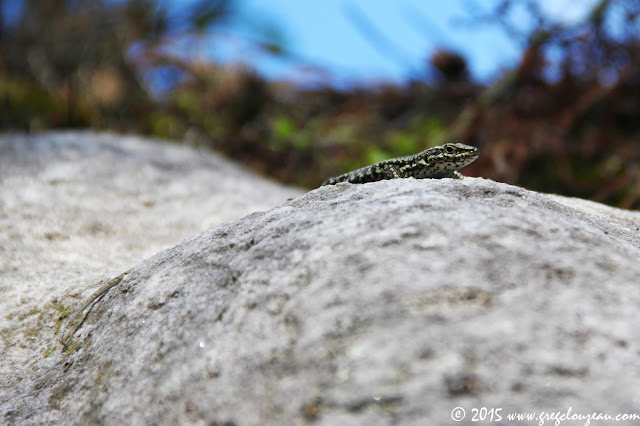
[0, 0, 163, 129]
[456, 0, 640, 208]
[1, 0, 639, 208]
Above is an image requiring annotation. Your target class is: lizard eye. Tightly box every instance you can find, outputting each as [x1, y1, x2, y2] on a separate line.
[445, 146, 455, 153]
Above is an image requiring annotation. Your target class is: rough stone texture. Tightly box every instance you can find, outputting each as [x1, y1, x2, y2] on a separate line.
[0, 131, 302, 421]
[3, 133, 640, 425]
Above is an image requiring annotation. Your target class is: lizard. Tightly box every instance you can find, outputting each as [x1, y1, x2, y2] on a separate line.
[321, 142, 479, 186]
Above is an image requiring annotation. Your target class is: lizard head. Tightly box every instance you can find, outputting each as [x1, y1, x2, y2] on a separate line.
[414, 143, 480, 177]
[421, 143, 479, 164]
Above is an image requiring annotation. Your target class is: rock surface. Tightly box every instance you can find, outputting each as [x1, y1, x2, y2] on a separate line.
[0, 131, 302, 422]
[3, 133, 640, 425]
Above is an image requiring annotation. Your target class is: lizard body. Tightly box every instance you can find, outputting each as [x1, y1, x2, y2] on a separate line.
[321, 142, 479, 186]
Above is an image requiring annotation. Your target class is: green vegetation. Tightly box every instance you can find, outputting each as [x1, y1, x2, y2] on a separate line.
[1, 0, 639, 207]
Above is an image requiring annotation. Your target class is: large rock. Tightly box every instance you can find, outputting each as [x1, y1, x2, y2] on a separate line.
[3, 133, 640, 425]
[0, 131, 302, 423]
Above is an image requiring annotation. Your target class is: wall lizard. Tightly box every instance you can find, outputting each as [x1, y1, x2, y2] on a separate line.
[321, 142, 479, 186]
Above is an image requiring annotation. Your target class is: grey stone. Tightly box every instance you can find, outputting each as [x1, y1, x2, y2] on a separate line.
[0, 131, 301, 424]
[3, 133, 640, 425]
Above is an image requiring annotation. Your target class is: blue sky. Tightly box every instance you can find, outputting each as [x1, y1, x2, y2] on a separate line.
[1, 0, 599, 87]
[232, 0, 519, 85]
[204, 0, 599, 86]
